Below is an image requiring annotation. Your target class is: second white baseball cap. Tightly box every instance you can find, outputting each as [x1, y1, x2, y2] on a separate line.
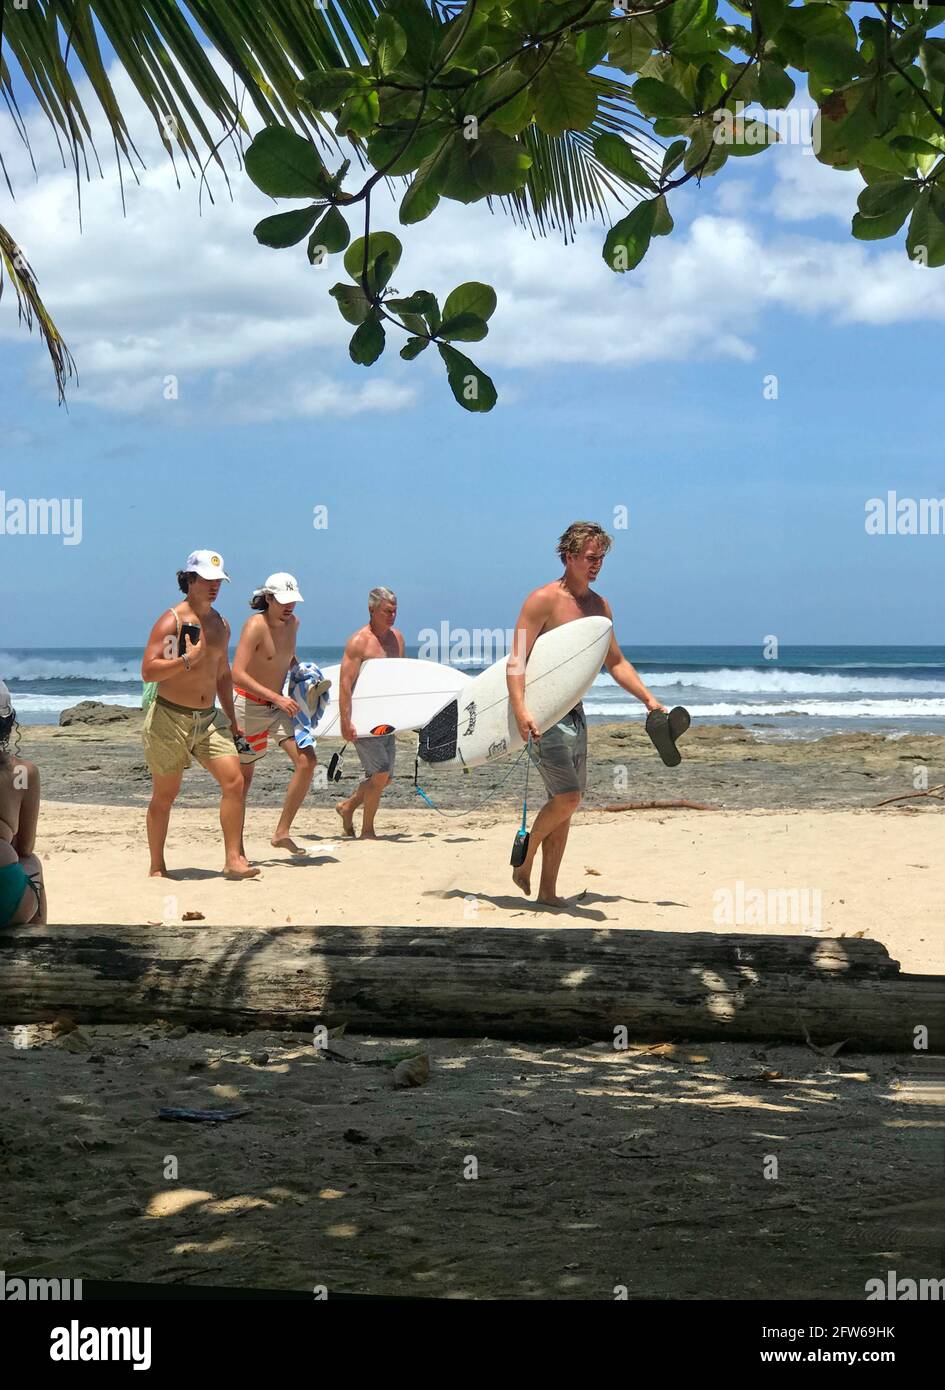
[186, 549, 230, 581]
[257, 572, 304, 604]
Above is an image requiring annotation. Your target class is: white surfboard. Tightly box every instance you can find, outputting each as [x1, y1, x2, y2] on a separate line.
[418, 616, 612, 767]
[315, 657, 472, 739]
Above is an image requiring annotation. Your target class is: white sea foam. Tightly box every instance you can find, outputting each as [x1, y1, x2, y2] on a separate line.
[0, 652, 141, 683]
[8, 693, 141, 714]
[583, 698, 945, 720]
[627, 669, 945, 695]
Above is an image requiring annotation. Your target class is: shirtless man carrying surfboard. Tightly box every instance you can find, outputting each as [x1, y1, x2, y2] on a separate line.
[508, 522, 665, 907]
[336, 587, 405, 840]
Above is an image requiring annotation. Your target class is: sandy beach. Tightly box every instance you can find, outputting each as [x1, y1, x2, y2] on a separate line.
[19, 715, 945, 974]
[2, 1022, 941, 1299]
[3, 715, 943, 1300]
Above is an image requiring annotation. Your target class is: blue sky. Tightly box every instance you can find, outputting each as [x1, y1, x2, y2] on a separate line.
[2, 32, 944, 647]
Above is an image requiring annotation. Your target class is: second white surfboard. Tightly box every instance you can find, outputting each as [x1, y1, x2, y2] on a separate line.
[418, 616, 612, 767]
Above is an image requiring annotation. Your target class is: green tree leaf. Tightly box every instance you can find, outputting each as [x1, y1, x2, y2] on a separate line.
[442, 282, 498, 323]
[593, 133, 656, 188]
[467, 67, 533, 137]
[349, 314, 386, 366]
[344, 233, 403, 282]
[438, 312, 488, 342]
[814, 84, 879, 168]
[400, 156, 443, 224]
[652, 193, 674, 236]
[758, 62, 796, 109]
[400, 336, 429, 360]
[889, 135, 943, 160]
[657, 0, 710, 48]
[310, 205, 350, 255]
[907, 188, 945, 267]
[602, 198, 657, 272]
[609, 17, 657, 74]
[296, 70, 361, 111]
[329, 283, 372, 325]
[632, 78, 694, 119]
[253, 204, 323, 248]
[753, 0, 787, 40]
[336, 89, 380, 139]
[807, 37, 865, 89]
[387, 291, 439, 318]
[370, 250, 394, 295]
[851, 207, 913, 241]
[245, 127, 331, 198]
[534, 55, 598, 136]
[375, 14, 408, 74]
[438, 344, 497, 412]
[725, 119, 778, 156]
[368, 123, 449, 177]
[921, 39, 945, 86]
[662, 139, 688, 176]
[440, 130, 532, 202]
[857, 179, 920, 221]
[575, 17, 611, 72]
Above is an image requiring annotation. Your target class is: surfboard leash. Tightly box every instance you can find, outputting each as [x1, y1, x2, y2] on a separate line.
[510, 734, 532, 866]
[412, 743, 532, 819]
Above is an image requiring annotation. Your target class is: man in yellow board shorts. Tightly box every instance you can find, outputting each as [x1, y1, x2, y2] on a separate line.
[141, 549, 259, 880]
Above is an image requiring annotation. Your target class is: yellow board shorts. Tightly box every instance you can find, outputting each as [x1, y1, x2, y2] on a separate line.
[142, 696, 237, 777]
[233, 688, 295, 764]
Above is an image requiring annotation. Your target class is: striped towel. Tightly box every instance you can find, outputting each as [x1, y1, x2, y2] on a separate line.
[286, 662, 330, 751]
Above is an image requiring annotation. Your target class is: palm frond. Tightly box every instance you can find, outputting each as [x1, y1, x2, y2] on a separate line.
[2, 2, 655, 234]
[0, 222, 76, 402]
[498, 76, 662, 239]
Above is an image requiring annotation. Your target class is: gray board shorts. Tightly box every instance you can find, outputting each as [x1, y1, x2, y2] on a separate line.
[527, 703, 587, 797]
[355, 733, 397, 778]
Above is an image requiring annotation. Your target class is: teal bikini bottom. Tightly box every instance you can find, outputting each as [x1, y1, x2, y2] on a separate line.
[0, 860, 34, 926]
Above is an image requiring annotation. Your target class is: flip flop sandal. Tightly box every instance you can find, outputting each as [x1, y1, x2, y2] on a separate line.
[646, 705, 691, 767]
[305, 677, 332, 713]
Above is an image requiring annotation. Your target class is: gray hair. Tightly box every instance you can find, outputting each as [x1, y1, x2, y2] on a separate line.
[368, 586, 396, 612]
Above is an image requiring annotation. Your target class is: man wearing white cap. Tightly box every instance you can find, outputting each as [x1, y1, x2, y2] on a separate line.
[232, 573, 324, 856]
[140, 550, 259, 880]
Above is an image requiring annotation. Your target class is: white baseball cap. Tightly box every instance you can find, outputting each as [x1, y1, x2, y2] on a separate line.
[186, 549, 230, 581]
[254, 572, 304, 604]
[0, 680, 12, 717]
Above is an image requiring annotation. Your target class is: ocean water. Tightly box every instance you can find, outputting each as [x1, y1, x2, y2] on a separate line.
[3, 644, 945, 740]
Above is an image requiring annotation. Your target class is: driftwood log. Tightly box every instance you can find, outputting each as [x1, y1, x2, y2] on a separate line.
[0, 924, 941, 1051]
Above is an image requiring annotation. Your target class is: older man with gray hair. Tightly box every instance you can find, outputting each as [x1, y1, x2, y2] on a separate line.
[336, 587, 404, 839]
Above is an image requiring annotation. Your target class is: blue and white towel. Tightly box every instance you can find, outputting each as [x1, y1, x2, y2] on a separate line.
[286, 662, 330, 752]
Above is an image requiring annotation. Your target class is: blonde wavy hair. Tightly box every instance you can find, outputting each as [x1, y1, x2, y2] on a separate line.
[557, 521, 613, 566]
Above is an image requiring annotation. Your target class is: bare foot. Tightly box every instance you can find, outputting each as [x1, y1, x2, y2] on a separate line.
[148, 866, 170, 878]
[537, 893, 568, 908]
[271, 835, 306, 855]
[223, 858, 261, 880]
[512, 866, 532, 896]
[360, 830, 379, 840]
[335, 802, 355, 837]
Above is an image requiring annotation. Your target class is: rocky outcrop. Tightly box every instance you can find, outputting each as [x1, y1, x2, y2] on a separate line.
[59, 701, 142, 727]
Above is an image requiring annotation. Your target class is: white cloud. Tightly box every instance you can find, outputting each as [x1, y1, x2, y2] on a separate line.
[0, 55, 940, 417]
[767, 138, 861, 226]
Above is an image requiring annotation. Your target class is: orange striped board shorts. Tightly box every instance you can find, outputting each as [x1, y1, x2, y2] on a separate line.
[233, 688, 295, 763]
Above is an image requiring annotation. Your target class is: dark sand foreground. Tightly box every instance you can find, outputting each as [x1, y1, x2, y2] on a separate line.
[2, 1024, 941, 1299]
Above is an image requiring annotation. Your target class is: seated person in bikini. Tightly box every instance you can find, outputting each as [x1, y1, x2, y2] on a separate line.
[0, 680, 47, 927]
